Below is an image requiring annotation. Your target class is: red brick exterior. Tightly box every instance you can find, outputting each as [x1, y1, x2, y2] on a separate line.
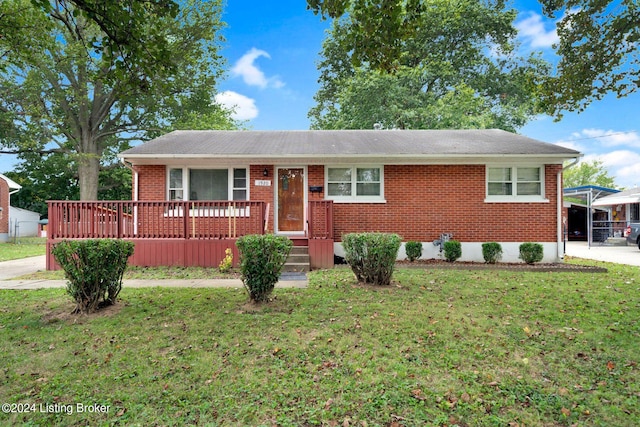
[133, 163, 562, 243]
[135, 165, 166, 200]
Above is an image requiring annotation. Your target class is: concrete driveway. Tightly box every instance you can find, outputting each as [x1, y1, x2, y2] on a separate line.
[0, 255, 46, 280]
[565, 241, 640, 267]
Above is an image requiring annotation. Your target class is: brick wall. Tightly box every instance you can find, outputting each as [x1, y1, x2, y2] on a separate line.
[326, 164, 561, 242]
[134, 163, 562, 243]
[135, 165, 166, 200]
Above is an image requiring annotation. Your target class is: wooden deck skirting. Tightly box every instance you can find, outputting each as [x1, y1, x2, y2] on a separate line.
[46, 200, 334, 270]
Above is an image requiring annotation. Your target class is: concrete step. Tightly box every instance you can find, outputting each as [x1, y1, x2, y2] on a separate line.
[282, 262, 310, 273]
[290, 245, 309, 255]
[286, 253, 310, 263]
[284, 246, 310, 272]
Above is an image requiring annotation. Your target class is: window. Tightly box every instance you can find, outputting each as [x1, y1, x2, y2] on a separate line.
[169, 168, 184, 200]
[168, 168, 248, 201]
[486, 166, 545, 201]
[326, 166, 384, 201]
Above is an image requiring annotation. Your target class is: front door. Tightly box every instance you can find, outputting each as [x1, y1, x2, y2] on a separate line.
[277, 168, 305, 232]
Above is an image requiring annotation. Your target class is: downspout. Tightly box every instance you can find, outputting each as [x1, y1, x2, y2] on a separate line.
[559, 158, 580, 260]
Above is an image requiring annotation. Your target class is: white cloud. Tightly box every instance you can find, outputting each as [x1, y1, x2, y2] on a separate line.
[580, 128, 640, 148]
[516, 12, 559, 48]
[556, 129, 640, 189]
[214, 91, 258, 121]
[231, 47, 285, 89]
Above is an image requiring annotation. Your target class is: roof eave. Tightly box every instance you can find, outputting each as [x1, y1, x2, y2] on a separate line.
[118, 153, 580, 166]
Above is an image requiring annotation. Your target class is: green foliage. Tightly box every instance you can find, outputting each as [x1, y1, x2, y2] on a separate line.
[218, 248, 233, 273]
[342, 232, 401, 285]
[519, 243, 544, 264]
[236, 235, 292, 303]
[308, 0, 548, 131]
[482, 242, 503, 264]
[563, 160, 617, 189]
[51, 239, 134, 313]
[404, 241, 423, 262]
[540, 0, 640, 116]
[0, 0, 236, 200]
[443, 240, 462, 262]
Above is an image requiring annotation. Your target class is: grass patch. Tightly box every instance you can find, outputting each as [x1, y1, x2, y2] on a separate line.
[1, 262, 639, 425]
[0, 237, 46, 261]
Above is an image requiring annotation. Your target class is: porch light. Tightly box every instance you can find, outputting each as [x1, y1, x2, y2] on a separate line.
[263, 168, 269, 177]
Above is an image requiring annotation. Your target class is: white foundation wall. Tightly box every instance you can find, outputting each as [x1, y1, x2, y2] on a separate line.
[334, 242, 563, 263]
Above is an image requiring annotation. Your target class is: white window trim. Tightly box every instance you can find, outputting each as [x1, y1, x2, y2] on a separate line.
[325, 165, 386, 203]
[485, 165, 548, 203]
[166, 166, 250, 201]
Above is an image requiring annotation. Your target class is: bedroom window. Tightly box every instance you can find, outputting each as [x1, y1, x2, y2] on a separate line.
[486, 166, 546, 202]
[168, 168, 248, 201]
[326, 166, 384, 202]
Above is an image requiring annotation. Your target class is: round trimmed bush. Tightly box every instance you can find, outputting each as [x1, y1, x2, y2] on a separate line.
[519, 242, 544, 264]
[405, 241, 423, 262]
[343, 232, 401, 286]
[443, 240, 461, 262]
[482, 242, 503, 264]
[236, 234, 292, 303]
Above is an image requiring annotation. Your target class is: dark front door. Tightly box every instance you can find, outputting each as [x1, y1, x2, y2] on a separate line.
[278, 168, 304, 232]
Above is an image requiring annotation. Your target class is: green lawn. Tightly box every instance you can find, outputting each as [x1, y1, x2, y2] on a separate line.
[1, 262, 638, 426]
[0, 237, 47, 261]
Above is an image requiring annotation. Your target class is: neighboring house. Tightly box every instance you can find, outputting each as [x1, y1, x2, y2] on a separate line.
[0, 174, 22, 242]
[46, 129, 581, 269]
[9, 206, 41, 238]
[592, 187, 640, 238]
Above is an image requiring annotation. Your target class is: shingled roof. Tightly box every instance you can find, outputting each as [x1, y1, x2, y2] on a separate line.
[119, 129, 581, 165]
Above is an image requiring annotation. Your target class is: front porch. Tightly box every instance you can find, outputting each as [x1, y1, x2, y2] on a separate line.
[46, 200, 334, 270]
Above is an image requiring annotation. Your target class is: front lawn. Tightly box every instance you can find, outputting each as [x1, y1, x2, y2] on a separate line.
[0, 237, 46, 261]
[1, 262, 638, 426]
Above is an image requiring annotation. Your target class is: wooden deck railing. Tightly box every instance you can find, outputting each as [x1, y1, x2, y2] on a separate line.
[48, 200, 267, 240]
[308, 200, 333, 239]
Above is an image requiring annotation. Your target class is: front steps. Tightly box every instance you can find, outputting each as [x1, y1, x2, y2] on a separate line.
[283, 245, 310, 272]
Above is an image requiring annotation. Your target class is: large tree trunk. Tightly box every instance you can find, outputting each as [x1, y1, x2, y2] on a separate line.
[78, 155, 100, 200]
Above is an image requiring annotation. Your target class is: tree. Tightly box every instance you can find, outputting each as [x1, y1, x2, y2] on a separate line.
[308, 1, 549, 131]
[0, 0, 179, 80]
[539, 0, 640, 116]
[0, 0, 236, 200]
[563, 160, 618, 189]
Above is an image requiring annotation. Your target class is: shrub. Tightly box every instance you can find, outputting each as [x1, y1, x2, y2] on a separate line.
[405, 241, 423, 262]
[236, 234, 292, 303]
[443, 240, 461, 262]
[482, 242, 503, 264]
[519, 242, 544, 264]
[219, 248, 233, 273]
[342, 232, 401, 286]
[51, 239, 134, 314]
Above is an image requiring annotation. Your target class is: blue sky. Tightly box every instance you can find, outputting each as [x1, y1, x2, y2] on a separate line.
[2, 0, 638, 189]
[216, 0, 640, 189]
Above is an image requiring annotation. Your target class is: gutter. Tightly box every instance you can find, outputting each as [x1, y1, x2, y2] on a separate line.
[558, 157, 581, 259]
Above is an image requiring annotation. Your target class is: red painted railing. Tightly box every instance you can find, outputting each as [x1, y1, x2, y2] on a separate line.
[48, 201, 267, 240]
[308, 200, 333, 239]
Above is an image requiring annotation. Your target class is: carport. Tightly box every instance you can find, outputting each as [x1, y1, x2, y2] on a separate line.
[563, 185, 620, 247]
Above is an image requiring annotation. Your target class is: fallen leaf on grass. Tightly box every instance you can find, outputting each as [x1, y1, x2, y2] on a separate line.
[607, 361, 615, 371]
[561, 407, 571, 417]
